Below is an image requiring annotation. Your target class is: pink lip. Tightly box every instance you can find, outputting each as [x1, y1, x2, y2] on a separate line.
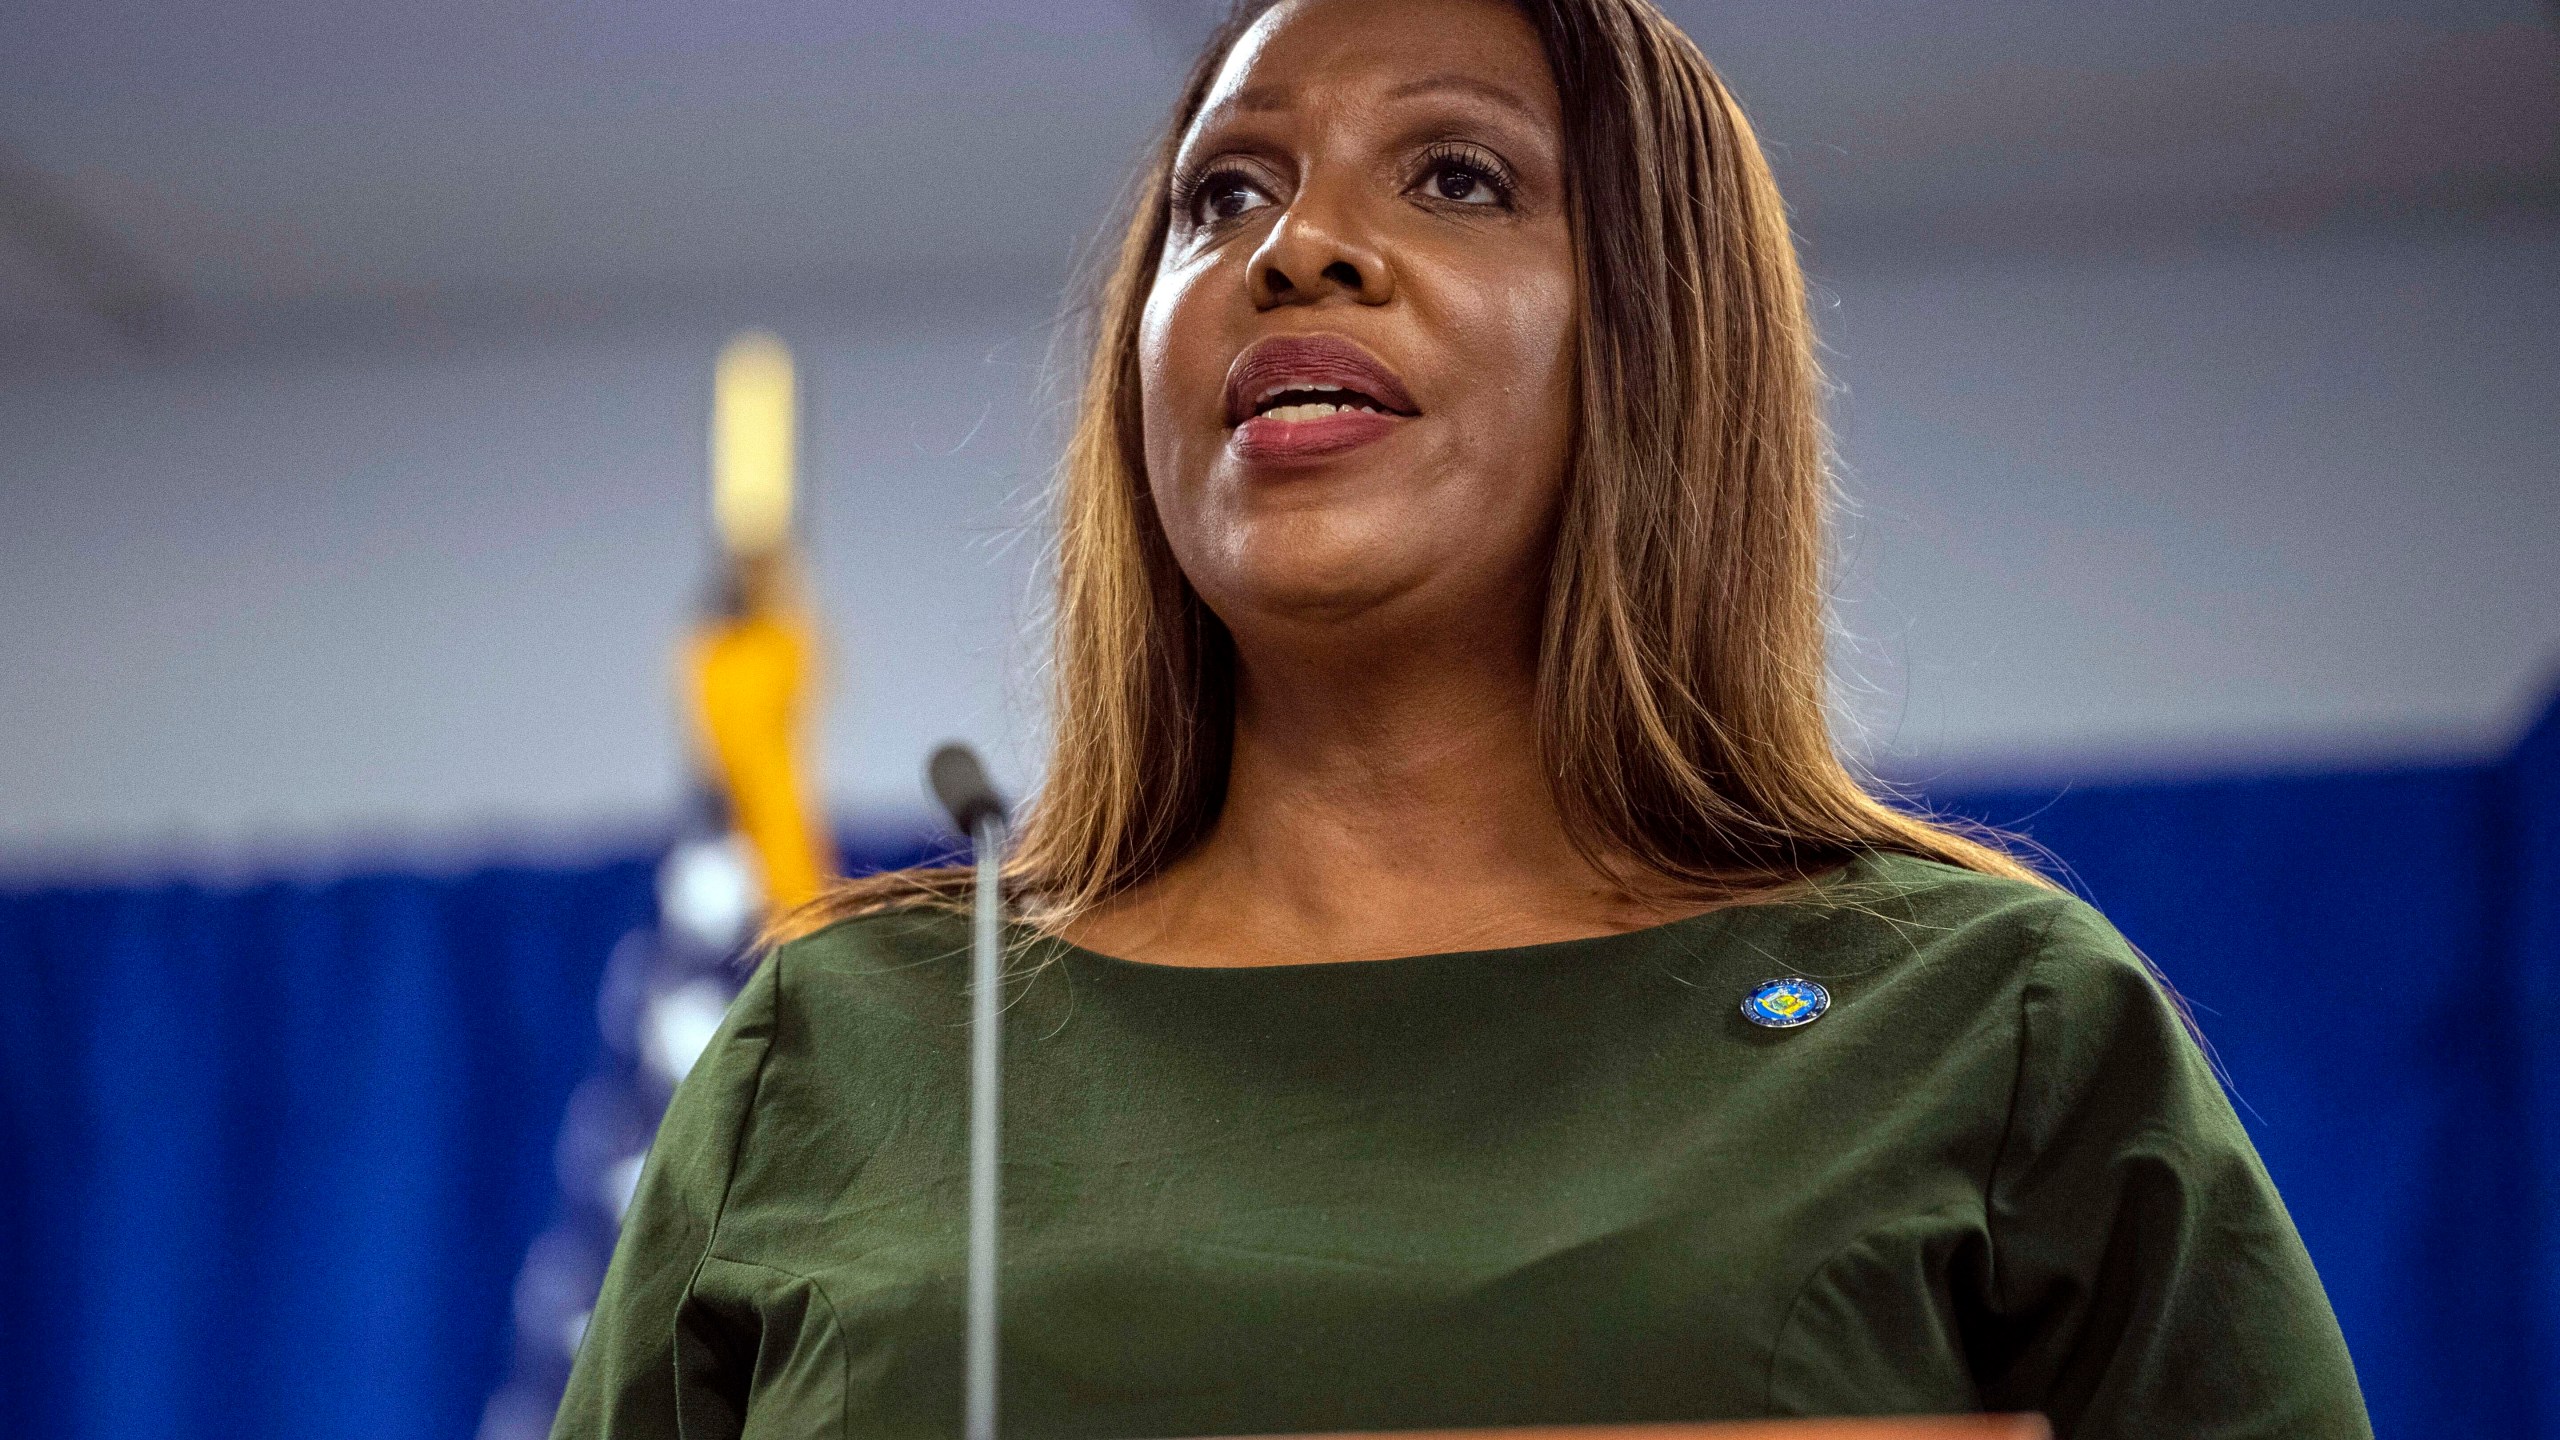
[1221, 333, 1419, 466]
[1233, 406, 1403, 462]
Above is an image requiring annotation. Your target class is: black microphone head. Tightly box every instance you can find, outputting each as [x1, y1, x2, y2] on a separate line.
[927, 742, 1006, 838]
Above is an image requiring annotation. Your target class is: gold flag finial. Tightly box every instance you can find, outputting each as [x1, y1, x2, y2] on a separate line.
[712, 331, 796, 559]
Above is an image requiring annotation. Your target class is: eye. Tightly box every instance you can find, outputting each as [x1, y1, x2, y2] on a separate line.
[1428, 164, 1494, 204]
[1183, 166, 1276, 227]
[1411, 144, 1516, 210]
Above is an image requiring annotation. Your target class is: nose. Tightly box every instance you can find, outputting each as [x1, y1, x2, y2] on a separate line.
[1246, 189, 1396, 310]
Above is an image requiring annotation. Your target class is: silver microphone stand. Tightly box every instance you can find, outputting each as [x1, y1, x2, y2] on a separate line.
[929, 744, 1008, 1440]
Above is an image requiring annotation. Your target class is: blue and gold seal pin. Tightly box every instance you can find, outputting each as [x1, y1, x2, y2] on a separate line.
[1741, 977, 1830, 1029]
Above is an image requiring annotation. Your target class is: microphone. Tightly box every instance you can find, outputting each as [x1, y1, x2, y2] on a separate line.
[929, 744, 1008, 841]
[927, 742, 1008, 1440]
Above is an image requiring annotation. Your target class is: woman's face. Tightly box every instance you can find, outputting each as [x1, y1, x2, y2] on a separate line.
[1138, 0, 1577, 644]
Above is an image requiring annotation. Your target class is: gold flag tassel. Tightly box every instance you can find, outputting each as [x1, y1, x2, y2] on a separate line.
[685, 331, 837, 915]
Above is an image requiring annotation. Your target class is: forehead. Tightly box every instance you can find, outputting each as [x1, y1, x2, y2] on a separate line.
[1187, 0, 1558, 138]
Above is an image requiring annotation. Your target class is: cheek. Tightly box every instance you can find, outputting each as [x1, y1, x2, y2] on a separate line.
[1136, 261, 1225, 502]
[1485, 268, 1578, 447]
[1434, 256, 1579, 526]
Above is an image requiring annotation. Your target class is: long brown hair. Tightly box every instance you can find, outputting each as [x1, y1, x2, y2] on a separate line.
[777, 0, 2044, 941]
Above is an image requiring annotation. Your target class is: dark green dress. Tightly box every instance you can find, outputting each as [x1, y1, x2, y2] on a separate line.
[552, 854, 2370, 1439]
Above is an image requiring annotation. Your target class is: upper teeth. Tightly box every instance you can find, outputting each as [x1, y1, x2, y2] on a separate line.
[1258, 381, 1346, 406]
[1264, 401, 1355, 422]
[1253, 382, 1388, 422]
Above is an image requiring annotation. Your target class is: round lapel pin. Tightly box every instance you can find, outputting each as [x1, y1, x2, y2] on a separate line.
[1741, 976, 1830, 1029]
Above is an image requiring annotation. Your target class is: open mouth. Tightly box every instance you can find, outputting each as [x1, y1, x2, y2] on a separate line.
[1247, 382, 1400, 423]
[1222, 333, 1420, 430]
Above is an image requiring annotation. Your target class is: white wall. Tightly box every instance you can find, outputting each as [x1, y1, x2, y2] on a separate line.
[1821, 218, 2560, 779]
[0, 286, 1065, 869]
[3, 219, 2555, 869]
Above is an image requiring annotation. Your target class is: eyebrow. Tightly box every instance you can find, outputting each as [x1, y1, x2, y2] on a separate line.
[1221, 72, 1540, 118]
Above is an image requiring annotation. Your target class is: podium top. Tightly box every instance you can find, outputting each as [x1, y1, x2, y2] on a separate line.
[1228, 1414, 2048, 1424]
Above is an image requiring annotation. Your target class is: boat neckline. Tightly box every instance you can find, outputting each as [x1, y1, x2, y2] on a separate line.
[1016, 857, 1877, 976]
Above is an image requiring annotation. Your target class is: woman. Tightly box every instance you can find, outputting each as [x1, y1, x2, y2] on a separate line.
[555, 0, 2370, 1435]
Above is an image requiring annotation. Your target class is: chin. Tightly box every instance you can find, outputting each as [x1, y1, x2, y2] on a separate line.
[1209, 514, 1431, 627]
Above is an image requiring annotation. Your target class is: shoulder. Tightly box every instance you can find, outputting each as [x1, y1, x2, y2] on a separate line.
[1798, 855, 2246, 1179]
[1816, 857, 2234, 1160]
[774, 901, 975, 970]
[1745, 853, 2191, 1091]
[732, 902, 977, 1057]
[1773, 850, 2148, 998]
[1811, 849, 2077, 931]
[659, 905, 974, 1126]
[656, 906, 984, 1215]
[1831, 855, 2194, 1054]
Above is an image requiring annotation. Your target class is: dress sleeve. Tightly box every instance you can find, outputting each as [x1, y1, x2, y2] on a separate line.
[1979, 901, 2372, 1439]
[549, 952, 780, 1440]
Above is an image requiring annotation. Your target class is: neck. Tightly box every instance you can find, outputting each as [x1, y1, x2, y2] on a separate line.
[1070, 606, 1683, 967]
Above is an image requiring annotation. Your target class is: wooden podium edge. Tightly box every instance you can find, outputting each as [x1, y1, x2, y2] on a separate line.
[1205, 1420, 2052, 1440]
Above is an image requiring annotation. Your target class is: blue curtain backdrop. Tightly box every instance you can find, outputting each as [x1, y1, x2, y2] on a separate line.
[4, 694, 2554, 1440]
